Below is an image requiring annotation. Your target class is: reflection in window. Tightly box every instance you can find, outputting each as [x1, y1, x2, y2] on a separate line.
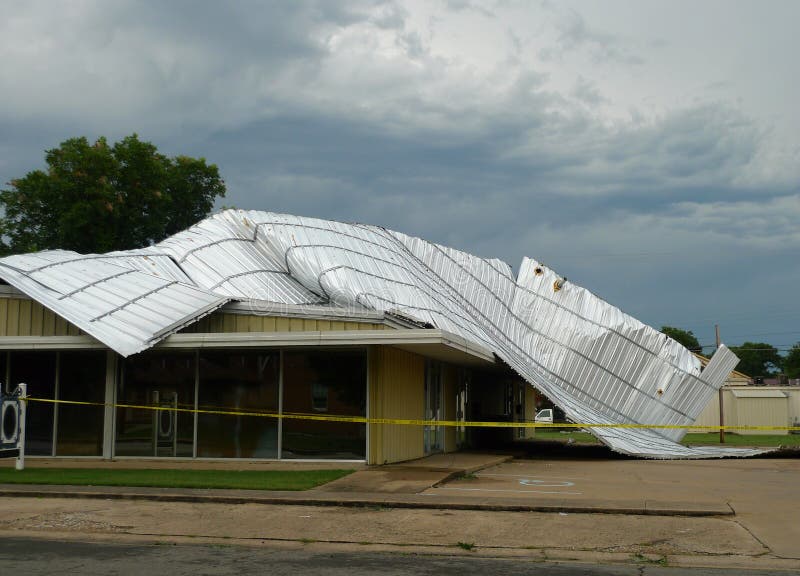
[10, 351, 56, 455]
[311, 382, 329, 412]
[115, 352, 195, 457]
[282, 349, 366, 459]
[1, 352, 7, 394]
[197, 351, 279, 458]
[57, 351, 105, 456]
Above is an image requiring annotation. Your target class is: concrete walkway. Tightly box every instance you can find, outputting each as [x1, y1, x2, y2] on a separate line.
[0, 452, 724, 515]
[2, 452, 799, 568]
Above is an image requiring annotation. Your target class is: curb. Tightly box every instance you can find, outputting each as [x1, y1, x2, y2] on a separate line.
[0, 485, 732, 517]
[430, 454, 516, 488]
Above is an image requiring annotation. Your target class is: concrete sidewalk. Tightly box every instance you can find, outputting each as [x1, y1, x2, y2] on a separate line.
[2, 453, 800, 568]
[0, 452, 728, 515]
[0, 452, 734, 517]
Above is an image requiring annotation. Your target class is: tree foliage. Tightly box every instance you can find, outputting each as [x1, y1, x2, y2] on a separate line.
[660, 326, 702, 353]
[0, 135, 225, 254]
[729, 342, 783, 378]
[784, 343, 800, 379]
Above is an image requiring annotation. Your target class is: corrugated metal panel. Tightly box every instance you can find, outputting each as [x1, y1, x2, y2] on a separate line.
[732, 390, 788, 398]
[156, 213, 326, 305]
[0, 250, 229, 357]
[735, 396, 789, 436]
[0, 209, 764, 458]
[691, 389, 737, 432]
[369, 346, 425, 465]
[789, 390, 800, 426]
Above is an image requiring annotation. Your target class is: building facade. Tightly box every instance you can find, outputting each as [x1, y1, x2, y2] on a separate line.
[0, 288, 535, 464]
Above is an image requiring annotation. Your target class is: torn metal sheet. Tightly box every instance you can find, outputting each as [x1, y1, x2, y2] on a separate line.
[0, 249, 229, 357]
[0, 210, 756, 458]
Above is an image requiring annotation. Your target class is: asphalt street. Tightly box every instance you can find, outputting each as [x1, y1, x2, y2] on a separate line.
[0, 538, 797, 576]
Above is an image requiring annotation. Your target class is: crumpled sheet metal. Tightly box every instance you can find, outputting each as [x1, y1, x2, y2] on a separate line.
[0, 210, 760, 458]
[0, 249, 229, 357]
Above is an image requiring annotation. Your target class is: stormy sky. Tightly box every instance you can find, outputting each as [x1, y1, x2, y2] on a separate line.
[1, 0, 798, 352]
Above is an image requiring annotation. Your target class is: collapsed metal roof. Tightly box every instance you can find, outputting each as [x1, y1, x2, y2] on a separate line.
[0, 209, 760, 458]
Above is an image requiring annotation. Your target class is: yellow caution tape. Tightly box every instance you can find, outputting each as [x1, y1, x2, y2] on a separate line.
[20, 396, 800, 432]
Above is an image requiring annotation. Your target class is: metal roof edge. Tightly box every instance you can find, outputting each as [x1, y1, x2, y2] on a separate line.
[159, 328, 496, 363]
[0, 335, 105, 350]
[731, 389, 788, 398]
[222, 300, 385, 321]
[0, 328, 496, 364]
[147, 296, 231, 344]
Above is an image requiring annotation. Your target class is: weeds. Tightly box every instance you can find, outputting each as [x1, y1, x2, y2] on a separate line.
[631, 552, 667, 566]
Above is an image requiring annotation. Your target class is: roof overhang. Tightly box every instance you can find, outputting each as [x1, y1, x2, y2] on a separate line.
[0, 328, 497, 367]
[162, 328, 496, 366]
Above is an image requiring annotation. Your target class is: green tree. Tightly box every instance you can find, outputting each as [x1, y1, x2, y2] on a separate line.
[660, 326, 702, 353]
[729, 342, 783, 378]
[784, 343, 800, 379]
[0, 134, 225, 254]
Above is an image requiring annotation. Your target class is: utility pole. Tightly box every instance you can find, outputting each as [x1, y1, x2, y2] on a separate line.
[716, 324, 725, 444]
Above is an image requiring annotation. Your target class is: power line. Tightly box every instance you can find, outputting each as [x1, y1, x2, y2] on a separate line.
[700, 344, 798, 352]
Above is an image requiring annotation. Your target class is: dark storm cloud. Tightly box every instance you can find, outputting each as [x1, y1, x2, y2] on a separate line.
[1, 0, 798, 348]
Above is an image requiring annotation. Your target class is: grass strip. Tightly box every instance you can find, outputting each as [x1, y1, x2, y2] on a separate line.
[681, 432, 800, 447]
[0, 468, 353, 490]
[530, 429, 800, 447]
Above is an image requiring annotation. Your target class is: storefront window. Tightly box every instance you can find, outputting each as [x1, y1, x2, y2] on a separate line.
[1, 352, 8, 394]
[197, 350, 279, 458]
[282, 349, 366, 459]
[115, 352, 195, 457]
[10, 351, 56, 455]
[56, 351, 105, 456]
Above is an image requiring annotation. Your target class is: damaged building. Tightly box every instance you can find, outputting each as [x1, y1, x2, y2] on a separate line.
[0, 210, 762, 463]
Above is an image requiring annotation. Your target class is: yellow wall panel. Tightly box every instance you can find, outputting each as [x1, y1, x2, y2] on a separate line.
[221, 314, 236, 332]
[368, 346, 425, 465]
[0, 298, 85, 336]
[30, 302, 43, 336]
[0, 299, 7, 336]
[17, 300, 32, 336]
[42, 308, 57, 335]
[6, 299, 20, 336]
[1, 298, 392, 339]
[736, 397, 789, 436]
[234, 314, 249, 332]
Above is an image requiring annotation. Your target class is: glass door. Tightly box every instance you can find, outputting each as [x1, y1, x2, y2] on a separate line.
[516, 381, 526, 439]
[456, 370, 469, 449]
[424, 361, 442, 454]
